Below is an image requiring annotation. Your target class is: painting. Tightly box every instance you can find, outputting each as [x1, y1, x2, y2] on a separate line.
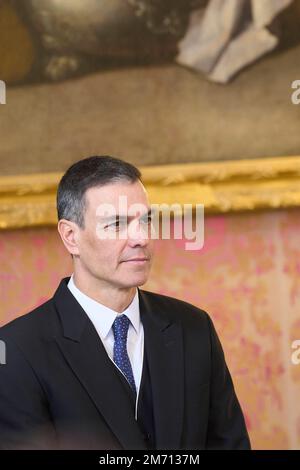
[1, 0, 300, 228]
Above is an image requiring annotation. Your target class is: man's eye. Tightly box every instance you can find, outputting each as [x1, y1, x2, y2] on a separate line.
[105, 220, 126, 230]
[106, 222, 118, 229]
[140, 215, 152, 225]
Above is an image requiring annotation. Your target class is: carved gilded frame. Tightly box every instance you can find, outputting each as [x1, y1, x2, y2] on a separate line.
[1, 156, 300, 230]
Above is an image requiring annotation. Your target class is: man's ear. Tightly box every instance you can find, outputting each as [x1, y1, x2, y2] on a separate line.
[57, 219, 80, 256]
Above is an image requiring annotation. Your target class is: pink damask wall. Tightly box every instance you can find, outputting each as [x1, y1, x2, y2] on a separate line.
[1, 209, 300, 449]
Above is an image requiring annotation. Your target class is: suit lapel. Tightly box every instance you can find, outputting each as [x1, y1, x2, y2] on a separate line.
[139, 289, 184, 449]
[53, 278, 147, 450]
[52, 278, 185, 450]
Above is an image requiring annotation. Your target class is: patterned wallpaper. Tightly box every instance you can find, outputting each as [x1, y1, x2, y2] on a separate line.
[1, 209, 300, 449]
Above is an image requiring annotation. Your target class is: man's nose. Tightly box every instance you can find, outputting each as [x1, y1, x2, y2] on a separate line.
[127, 221, 149, 246]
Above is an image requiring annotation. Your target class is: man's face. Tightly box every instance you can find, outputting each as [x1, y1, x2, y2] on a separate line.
[75, 180, 155, 289]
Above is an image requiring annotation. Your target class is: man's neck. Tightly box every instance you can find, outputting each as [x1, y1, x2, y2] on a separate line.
[72, 273, 136, 313]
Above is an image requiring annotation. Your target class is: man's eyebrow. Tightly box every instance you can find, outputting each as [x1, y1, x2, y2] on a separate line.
[98, 208, 154, 222]
[139, 208, 154, 219]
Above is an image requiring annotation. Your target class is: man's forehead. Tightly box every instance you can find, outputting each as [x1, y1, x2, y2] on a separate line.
[84, 183, 150, 216]
[85, 181, 147, 201]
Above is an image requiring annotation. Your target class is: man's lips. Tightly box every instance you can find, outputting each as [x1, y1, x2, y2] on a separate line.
[122, 257, 149, 262]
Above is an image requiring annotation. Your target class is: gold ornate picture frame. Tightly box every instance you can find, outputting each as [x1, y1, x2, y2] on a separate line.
[1, 155, 300, 230]
[1, 1, 300, 231]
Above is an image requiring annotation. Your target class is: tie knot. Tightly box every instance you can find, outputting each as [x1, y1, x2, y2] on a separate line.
[112, 314, 130, 340]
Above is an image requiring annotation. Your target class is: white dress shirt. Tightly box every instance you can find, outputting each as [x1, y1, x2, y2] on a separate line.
[67, 275, 144, 419]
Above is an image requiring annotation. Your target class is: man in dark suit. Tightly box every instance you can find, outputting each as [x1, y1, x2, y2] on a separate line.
[0, 156, 250, 450]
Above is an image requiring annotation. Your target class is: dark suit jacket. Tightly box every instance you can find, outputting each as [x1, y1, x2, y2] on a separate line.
[0, 278, 250, 449]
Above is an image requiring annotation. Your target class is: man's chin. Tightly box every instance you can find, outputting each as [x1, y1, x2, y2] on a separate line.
[120, 274, 150, 289]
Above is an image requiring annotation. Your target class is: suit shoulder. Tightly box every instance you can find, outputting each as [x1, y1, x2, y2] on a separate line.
[0, 298, 55, 342]
[140, 289, 209, 325]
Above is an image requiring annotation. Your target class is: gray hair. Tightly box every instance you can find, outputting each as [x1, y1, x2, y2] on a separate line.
[57, 155, 142, 228]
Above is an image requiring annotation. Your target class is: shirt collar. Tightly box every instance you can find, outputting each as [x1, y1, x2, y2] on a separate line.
[67, 275, 140, 339]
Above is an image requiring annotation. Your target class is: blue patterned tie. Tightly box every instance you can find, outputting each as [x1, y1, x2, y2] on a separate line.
[112, 315, 136, 396]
